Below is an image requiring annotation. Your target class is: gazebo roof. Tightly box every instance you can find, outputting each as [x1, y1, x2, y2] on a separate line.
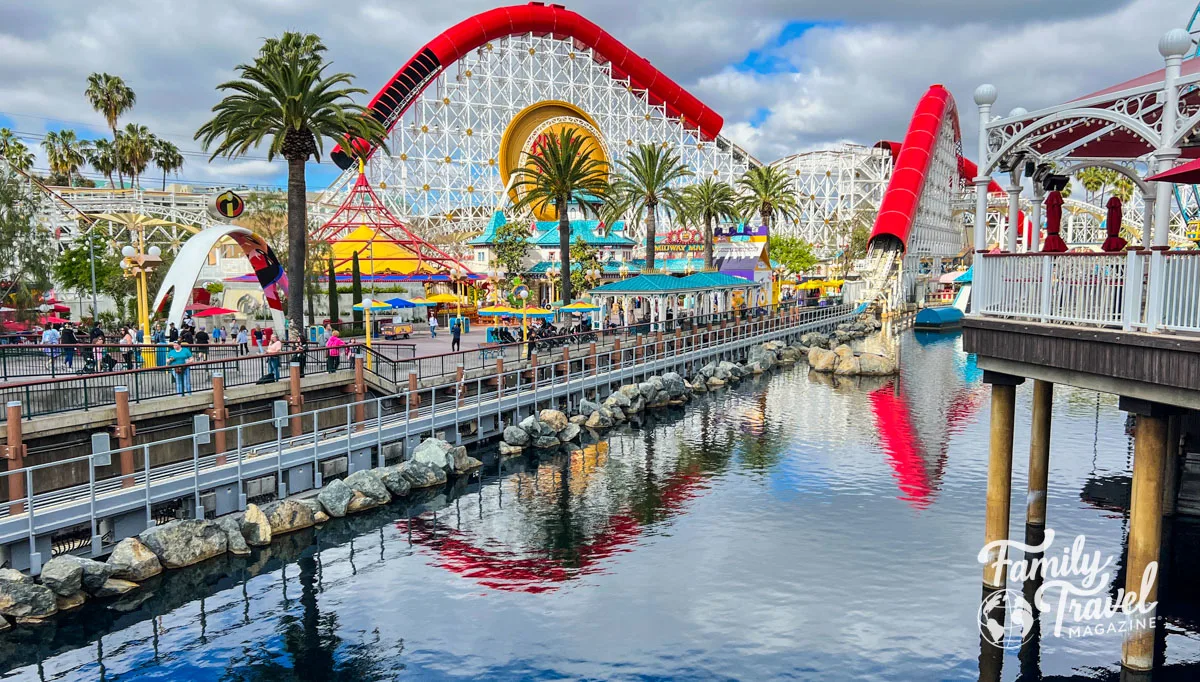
[679, 272, 754, 289]
[588, 272, 752, 296]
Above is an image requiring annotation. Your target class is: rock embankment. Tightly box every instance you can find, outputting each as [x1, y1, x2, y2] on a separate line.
[801, 316, 897, 376]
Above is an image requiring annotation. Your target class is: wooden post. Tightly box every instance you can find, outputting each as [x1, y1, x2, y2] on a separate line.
[495, 358, 505, 397]
[982, 373, 1022, 590]
[588, 341, 597, 376]
[635, 334, 643, 363]
[114, 386, 137, 489]
[287, 362, 303, 438]
[529, 352, 538, 388]
[674, 327, 682, 354]
[408, 370, 420, 407]
[1026, 380, 1052, 526]
[1119, 399, 1170, 672]
[1163, 414, 1181, 517]
[210, 371, 228, 465]
[613, 338, 622, 368]
[455, 363, 465, 406]
[353, 354, 367, 423]
[5, 401, 25, 515]
[559, 346, 569, 377]
[656, 330, 664, 358]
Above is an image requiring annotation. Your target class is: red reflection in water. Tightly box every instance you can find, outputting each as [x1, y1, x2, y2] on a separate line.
[869, 383, 934, 508]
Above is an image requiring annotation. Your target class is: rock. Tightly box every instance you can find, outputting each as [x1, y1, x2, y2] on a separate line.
[578, 399, 601, 416]
[618, 384, 642, 400]
[240, 504, 273, 547]
[370, 466, 412, 498]
[297, 497, 325, 517]
[215, 515, 250, 556]
[559, 423, 581, 442]
[627, 396, 645, 414]
[447, 446, 483, 474]
[707, 376, 725, 387]
[835, 353, 861, 375]
[56, 592, 86, 611]
[345, 470, 391, 504]
[569, 415, 587, 425]
[38, 557, 83, 597]
[346, 490, 382, 514]
[317, 479, 354, 517]
[858, 353, 898, 376]
[503, 425, 530, 446]
[498, 441, 524, 457]
[107, 537, 164, 581]
[138, 520, 228, 570]
[538, 409, 569, 433]
[62, 556, 115, 593]
[660, 372, 686, 398]
[108, 591, 154, 613]
[533, 434, 561, 449]
[585, 410, 613, 429]
[261, 499, 316, 535]
[808, 347, 837, 372]
[603, 391, 631, 410]
[314, 511, 330, 524]
[637, 381, 658, 400]
[691, 380, 708, 393]
[0, 569, 33, 584]
[606, 405, 625, 422]
[518, 415, 550, 438]
[697, 362, 718, 378]
[91, 578, 139, 598]
[0, 581, 56, 619]
[411, 437, 455, 470]
[397, 460, 447, 489]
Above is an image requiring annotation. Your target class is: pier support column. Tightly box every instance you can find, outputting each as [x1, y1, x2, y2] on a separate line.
[559, 346, 569, 378]
[982, 371, 1023, 590]
[353, 354, 367, 424]
[210, 371, 228, 465]
[1118, 398, 1173, 672]
[114, 386, 137, 489]
[1163, 414, 1181, 516]
[5, 401, 25, 515]
[1026, 380, 1053, 526]
[287, 362, 303, 438]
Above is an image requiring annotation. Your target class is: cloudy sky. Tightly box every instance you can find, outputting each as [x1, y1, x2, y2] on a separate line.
[0, 0, 1184, 190]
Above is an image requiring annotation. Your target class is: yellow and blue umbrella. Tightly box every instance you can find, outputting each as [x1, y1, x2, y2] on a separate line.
[478, 306, 517, 316]
[352, 300, 393, 311]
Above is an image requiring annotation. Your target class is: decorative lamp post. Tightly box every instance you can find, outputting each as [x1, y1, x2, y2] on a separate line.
[362, 296, 375, 369]
[120, 242, 163, 354]
[619, 263, 630, 280]
[449, 266, 465, 323]
[518, 288, 530, 347]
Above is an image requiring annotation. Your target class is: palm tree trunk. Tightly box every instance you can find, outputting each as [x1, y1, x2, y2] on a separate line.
[558, 197, 572, 305]
[645, 204, 657, 271]
[285, 155, 307, 334]
[111, 126, 124, 189]
[162, 169, 167, 191]
[703, 213, 714, 270]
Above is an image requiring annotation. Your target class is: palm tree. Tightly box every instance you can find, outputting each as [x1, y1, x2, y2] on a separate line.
[152, 139, 184, 190]
[84, 73, 136, 187]
[509, 127, 610, 305]
[684, 178, 737, 270]
[117, 123, 155, 187]
[737, 165, 799, 230]
[82, 138, 119, 187]
[195, 32, 389, 333]
[1077, 167, 1105, 204]
[0, 129, 33, 172]
[41, 130, 86, 186]
[612, 143, 692, 271]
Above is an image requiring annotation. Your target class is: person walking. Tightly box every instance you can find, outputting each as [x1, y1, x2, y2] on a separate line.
[151, 324, 167, 366]
[166, 340, 193, 396]
[325, 330, 346, 373]
[40, 323, 60, 371]
[428, 313, 438, 338]
[89, 321, 105, 342]
[266, 334, 283, 379]
[194, 327, 209, 359]
[451, 317, 461, 352]
[252, 326, 264, 353]
[167, 323, 179, 343]
[237, 326, 249, 355]
[61, 324, 77, 369]
[120, 328, 135, 370]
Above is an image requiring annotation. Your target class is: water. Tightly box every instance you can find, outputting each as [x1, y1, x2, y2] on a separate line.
[3, 330, 1199, 681]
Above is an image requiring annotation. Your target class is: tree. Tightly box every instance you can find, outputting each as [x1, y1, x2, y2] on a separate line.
[305, 236, 329, 326]
[52, 236, 121, 315]
[568, 235, 600, 295]
[196, 31, 389, 335]
[351, 250, 363, 329]
[117, 123, 155, 187]
[684, 178, 737, 270]
[493, 221, 532, 274]
[0, 165, 57, 308]
[510, 127, 610, 305]
[1077, 167, 1105, 204]
[612, 143, 692, 272]
[41, 130, 86, 186]
[82, 138, 119, 187]
[327, 253, 339, 323]
[737, 165, 799, 230]
[152, 139, 184, 190]
[0, 129, 33, 172]
[767, 235, 818, 277]
[84, 73, 136, 188]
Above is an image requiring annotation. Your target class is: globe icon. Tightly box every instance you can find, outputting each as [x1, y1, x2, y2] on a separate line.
[978, 589, 1036, 650]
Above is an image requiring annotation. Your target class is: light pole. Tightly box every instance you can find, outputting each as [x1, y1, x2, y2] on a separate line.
[88, 228, 98, 319]
[120, 243, 162, 356]
[449, 266, 465, 324]
[361, 296, 374, 369]
[518, 288, 529, 349]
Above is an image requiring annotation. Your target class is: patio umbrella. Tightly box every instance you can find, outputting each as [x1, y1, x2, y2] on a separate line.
[426, 293, 463, 304]
[192, 307, 238, 317]
[352, 300, 392, 311]
[51, 303, 71, 313]
[478, 306, 517, 316]
[406, 298, 437, 307]
[558, 301, 601, 313]
[184, 303, 212, 312]
[1146, 156, 1200, 184]
[510, 307, 554, 319]
[384, 297, 418, 308]
[1101, 196, 1128, 252]
[40, 315, 70, 324]
[1042, 190, 1067, 253]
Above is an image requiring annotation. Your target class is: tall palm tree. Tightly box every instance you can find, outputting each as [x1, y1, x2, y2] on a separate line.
[117, 123, 155, 187]
[195, 32, 388, 333]
[1077, 167, 1105, 204]
[737, 165, 799, 230]
[684, 178, 737, 270]
[41, 130, 86, 186]
[509, 127, 610, 305]
[0, 129, 33, 172]
[84, 73, 136, 187]
[82, 138, 119, 187]
[152, 139, 184, 190]
[612, 143, 692, 272]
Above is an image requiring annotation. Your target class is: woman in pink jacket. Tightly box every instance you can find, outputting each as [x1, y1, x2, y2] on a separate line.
[325, 330, 346, 373]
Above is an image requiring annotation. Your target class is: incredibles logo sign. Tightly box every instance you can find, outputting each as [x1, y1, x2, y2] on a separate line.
[212, 190, 245, 219]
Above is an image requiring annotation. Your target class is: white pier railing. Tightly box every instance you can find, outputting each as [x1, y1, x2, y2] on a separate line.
[974, 251, 1200, 333]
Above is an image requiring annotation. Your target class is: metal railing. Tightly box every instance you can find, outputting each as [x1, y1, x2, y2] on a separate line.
[0, 343, 248, 382]
[974, 251, 1200, 333]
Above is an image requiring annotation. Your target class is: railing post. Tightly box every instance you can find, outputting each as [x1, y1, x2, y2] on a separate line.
[495, 358, 505, 398]
[353, 353, 366, 424]
[287, 362, 303, 438]
[613, 338, 621, 369]
[1145, 250, 1165, 332]
[114, 386, 136, 488]
[1123, 250, 1144, 331]
[210, 370, 228, 464]
[588, 341, 597, 376]
[559, 346, 569, 378]
[5, 401, 25, 515]
[1038, 256, 1053, 323]
[408, 370, 420, 407]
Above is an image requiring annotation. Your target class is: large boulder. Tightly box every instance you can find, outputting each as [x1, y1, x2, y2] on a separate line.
[261, 499, 316, 535]
[558, 423, 581, 443]
[498, 441, 524, 457]
[503, 425, 530, 446]
[346, 490, 383, 514]
[397, 460, 447, 489]
[0, 569, 32, 585]
[62, 555, 115, 593]
[411, 438, 455, 471]
[626, 396, 645, 414]
[215, 515, 251, 556]
[707, 376, 726, 388]
[808, 347, 837, 373]
[585, 409, 613, 430]
[859, 353, 898, 376]
[92, 578, 140, 598]
[691, 379, 708, 394]
[0, 581, 56, 620]
[618, 384, 642, 400]
[538, 409, 569, 433]
[834, 353, 861, 376]
[345, 470, 391, 505]
[38, 557, 83, 597]
[369, 466, 412, 498]
[240, 504, 273, 547]
[56, 592, 86, 612]
[697, 362, 719, 378]
[533, 434, 561, 449]
[106, 537, 163, 581]
[317, 479, 355, 517]
[660, 372, 686, 398]
[603, 391, 631, 410]
[138, 520, 228, 569]
[447, 446, 483, 474]
[578, 399, 602, 417]
[518, 415, 551, 438]
[637, 381, 658, 401]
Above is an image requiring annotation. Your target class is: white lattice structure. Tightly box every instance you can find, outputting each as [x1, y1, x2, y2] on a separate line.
[314, 33, 753, 239]
[769, 145, 891, 254]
